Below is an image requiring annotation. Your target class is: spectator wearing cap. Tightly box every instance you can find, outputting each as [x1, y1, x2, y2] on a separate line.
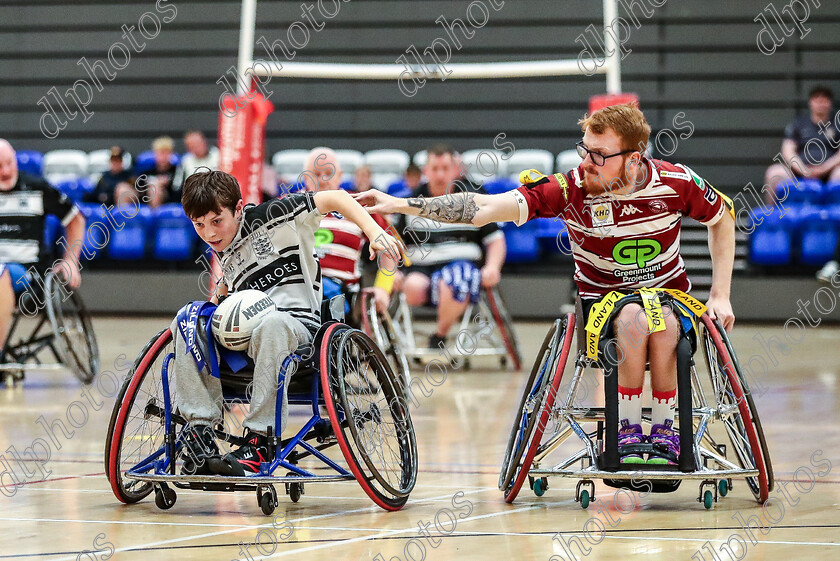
[765, 86, 840, 203]
[174, 130, 219, 191]
[84, 146, 134, 206]
[134, 136, 178, 207]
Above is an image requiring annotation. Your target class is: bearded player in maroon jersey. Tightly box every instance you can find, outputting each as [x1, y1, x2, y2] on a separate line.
[354, 103, 736, 465]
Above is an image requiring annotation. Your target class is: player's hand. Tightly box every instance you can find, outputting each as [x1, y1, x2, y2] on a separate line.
[706, 296, 735, 332]
[368, 230, 406, 262]
[353, 190, 398, 215]
[54, 259, 81, 289]
[480, 265, 501, 288]
[372, 286, 390, 313]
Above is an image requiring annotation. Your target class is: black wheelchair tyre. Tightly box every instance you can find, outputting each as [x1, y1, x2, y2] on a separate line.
[322, 326, 417, 510]
[44, 272, 99, 384]
[498, 319, 561, 492]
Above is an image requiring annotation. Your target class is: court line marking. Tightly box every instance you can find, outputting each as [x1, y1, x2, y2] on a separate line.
[41, 488, 493, 561]
[255, 503, 541, 559]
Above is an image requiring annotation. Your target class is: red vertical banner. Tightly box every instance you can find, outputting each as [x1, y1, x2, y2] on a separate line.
[212, 90, 274, 295]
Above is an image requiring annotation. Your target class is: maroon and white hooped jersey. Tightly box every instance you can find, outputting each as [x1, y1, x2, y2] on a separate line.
[315, 212, 390, 284]
[512, 159, 730, 299]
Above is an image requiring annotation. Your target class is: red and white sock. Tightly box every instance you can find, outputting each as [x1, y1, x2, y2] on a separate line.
[652, 388, 677, 429]
[618, 385, 643, 427]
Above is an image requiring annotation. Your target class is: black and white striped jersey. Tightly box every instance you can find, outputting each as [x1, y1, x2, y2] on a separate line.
[217, 192, 324, 333]
[0, 173, 78, 265]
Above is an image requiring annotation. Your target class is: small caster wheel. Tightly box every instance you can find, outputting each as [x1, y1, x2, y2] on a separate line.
[500, 356, 507, 368]
[718, 479, 729, 497]
[533, 477, 548, 497]
[154, 485, 176, 510]
[260, 492, 276, 515]
[703, 490, 714, 510]
[580, 489, 590, 509]
[289, 482, 303, 503]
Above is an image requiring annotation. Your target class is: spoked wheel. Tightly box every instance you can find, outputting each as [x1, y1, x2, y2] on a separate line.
[106, 328, 177, 503]
[320, 324, 417, 511]
[484, 286, 523, 371]
[44, 272, 99, 383]
[499, 313, 575, 502]
[701, 315, 772, 503]
[360, 289, 410, 388]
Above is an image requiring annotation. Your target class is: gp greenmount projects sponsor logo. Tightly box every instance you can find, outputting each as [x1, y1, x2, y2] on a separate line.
[612, 239, 662, 268]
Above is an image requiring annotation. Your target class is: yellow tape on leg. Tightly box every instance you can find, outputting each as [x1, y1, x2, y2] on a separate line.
[584, 291, 624, 360]
[639, 287, 666, 334]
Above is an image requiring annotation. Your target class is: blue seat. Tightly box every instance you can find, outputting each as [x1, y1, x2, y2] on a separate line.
[501, 221, 540, 263]
[794, 206, 839, 266]
[16, 150, 43, 177]
[153, 204, 196, 261]
[339, 180, 356, 192]
[749, 207, 793, 266]
[135, 151, 181, 173]
[776, 178, 823, 204]
[76, 203, 110, 260]
[824, 180, 840, 205]
[484, 178, 518, 195]
[55, 178, 93, 203]
[108, 206, 152, 261]
[386, 180, 411, 198]
[533, 217, 570, 254]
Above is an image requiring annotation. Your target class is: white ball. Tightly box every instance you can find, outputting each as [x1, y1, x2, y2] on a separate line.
[211, 290, 275, 351]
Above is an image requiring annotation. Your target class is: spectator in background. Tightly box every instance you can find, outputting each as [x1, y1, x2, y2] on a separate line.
[354, 165, 375, 192]
[84, 146, 133, 206]
[765, 86, 840, 203]
[404, 164, 422, 190]
[136, 136, 178, 207]
[175, 130, 219, 190]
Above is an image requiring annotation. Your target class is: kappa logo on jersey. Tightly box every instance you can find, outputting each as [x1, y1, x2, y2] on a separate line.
[648, 200, 668, 213]
[613, 239, 662, 268]
[590, 201, 614, 227]
[620, 205, 642, 217]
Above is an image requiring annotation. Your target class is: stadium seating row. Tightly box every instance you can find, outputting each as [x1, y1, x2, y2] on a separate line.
[774, 178, 840, 206]
[16, 149, 180, 186]
[68, 203, 199, 262]
[749, 204, 840, 267]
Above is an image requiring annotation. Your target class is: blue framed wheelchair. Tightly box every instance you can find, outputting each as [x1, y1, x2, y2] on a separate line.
[104, 297, 418, 514]
[499, 292, 773, 510]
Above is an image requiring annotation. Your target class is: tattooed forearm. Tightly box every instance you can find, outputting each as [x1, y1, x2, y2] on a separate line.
[406, 192, 479, 224]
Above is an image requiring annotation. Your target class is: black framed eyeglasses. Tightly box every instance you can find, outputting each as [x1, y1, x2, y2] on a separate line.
[576, 141, 636, 166]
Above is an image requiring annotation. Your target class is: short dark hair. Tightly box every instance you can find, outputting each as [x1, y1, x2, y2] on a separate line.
[181, 169, 241, 219]
[406, 164, 421, 176]
[426, 143, 456, 158]
[809, 86, 833, 100]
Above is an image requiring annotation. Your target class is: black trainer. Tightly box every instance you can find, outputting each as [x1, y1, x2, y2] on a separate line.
[180, 424, 219, 475]
[208, 431, 270, 476]
[428, 333, 447, 352]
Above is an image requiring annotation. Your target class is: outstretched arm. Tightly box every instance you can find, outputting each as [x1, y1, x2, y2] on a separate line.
[353, 189, 522, 227]
[313, 190, 405, 260]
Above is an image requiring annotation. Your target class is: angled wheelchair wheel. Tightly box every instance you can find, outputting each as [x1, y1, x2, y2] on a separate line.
[360, 289, 410, 388]
[106, 328, 176, 503]
[320, 323, 417, 511]
[701, 315, 773, 503]
[499, 313, 575, 502]
[44, 272, 99, 384]
[484, 286, 523, 371]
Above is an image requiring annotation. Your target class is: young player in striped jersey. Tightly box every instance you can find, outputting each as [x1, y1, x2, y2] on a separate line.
[355, 103, 736, 465]
[173, 170, 403, 475]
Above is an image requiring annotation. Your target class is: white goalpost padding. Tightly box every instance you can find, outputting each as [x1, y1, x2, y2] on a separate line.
[235, 0, 622, 93]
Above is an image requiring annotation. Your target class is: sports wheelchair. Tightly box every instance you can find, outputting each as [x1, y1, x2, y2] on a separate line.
[104, 296, 417, 514]
[388, 286, 522, 371]
[1, 269, 99, 385]
[499, 291, 773, 510]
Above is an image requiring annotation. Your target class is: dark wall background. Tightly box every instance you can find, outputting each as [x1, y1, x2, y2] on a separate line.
[2, 0, 840, 194]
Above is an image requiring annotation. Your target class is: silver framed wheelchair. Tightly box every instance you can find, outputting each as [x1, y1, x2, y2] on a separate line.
[104, 299, 418, 514]
[499, 294, 773, 510]
[389, 285, 523, 371]
[1, 271, 99, 385]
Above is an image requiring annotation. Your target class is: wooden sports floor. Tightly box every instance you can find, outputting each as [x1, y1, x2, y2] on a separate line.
[1, 317, 838, 560]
